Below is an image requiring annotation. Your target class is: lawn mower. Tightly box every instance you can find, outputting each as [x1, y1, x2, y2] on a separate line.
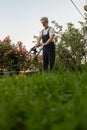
[18, 45, 43, 74]
[2, 45, 43, 76]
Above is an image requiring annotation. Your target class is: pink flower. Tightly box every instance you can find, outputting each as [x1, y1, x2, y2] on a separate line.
[3, 36, 11, 44]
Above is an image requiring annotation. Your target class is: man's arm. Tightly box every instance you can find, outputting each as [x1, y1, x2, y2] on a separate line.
[44, 27, 55, 46]
[36, 35, 42, 47]
[44, 35, 54, 46]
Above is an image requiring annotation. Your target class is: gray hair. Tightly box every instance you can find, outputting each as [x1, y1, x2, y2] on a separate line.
[40, 17, 49, 22]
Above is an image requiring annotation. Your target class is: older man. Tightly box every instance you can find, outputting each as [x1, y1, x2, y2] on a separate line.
[36, 17, 55, 71]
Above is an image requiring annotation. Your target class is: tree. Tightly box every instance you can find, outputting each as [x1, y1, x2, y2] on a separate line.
[52, 16, 87, 70]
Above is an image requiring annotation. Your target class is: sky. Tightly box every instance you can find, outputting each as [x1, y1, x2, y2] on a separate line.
[0, 0, 86, 50]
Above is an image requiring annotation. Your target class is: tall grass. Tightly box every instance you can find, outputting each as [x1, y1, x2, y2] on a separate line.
[0, 71, 87, 130]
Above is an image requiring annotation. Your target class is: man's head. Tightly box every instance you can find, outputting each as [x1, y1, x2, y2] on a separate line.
[40, 17, 49, 29]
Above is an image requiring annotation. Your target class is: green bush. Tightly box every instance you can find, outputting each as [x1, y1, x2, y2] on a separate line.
[52, 14, 87, 70]
[0, 71, 87, 130]
[0, 36, 27, 71]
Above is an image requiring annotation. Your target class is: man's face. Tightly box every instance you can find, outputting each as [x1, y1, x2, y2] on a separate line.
[41, 20, 48, 28]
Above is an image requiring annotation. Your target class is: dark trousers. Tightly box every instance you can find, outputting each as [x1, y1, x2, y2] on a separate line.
[43, 43, 55, 71]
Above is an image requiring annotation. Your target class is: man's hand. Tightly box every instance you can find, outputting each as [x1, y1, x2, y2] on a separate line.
[40, 42, 45, 47]
[35, 43, 40, 47]
[35, 42, 43, 47]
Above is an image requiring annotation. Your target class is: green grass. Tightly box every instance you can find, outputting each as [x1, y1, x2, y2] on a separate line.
[0, 71, 87, 130]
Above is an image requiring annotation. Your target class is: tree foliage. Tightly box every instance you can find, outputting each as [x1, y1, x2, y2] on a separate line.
[52, 14, 87, 70]
[0, 36, 27, 72]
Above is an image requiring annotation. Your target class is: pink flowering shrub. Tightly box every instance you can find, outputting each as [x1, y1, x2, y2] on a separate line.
[0, 36, 27, 72]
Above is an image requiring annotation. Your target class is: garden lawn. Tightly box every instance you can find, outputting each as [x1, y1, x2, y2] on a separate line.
[0, 71, 87, 130]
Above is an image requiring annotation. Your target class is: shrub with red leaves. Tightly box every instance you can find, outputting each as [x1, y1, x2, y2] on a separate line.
[0, 36, 27, 72]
